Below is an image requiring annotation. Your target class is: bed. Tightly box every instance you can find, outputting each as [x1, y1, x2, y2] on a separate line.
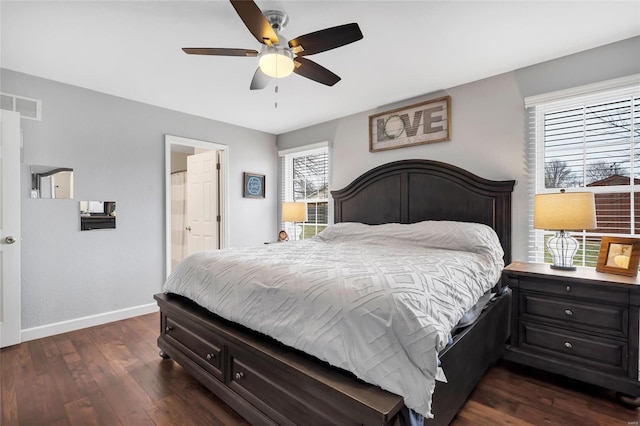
[154, 159, 516, 425]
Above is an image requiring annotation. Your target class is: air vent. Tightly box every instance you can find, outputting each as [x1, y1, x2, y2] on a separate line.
[0, 92, 41, 120]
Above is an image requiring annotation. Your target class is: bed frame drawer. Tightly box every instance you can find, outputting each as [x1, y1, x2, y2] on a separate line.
[227, 343, 384, 426]
[163, 315, 224, 381]
[229, 357, 295, 425]
[228, 355, 318, 426]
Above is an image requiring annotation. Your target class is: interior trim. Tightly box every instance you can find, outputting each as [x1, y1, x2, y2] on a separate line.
[277, 140, 330, 157]
[524, 73, 640, 108]
[20, 303, 159, 342]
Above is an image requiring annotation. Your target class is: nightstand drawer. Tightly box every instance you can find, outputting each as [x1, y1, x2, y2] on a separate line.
[520, 322, 628, 376]
[519, 277, 628, 304]
[520, 293, 627, 338]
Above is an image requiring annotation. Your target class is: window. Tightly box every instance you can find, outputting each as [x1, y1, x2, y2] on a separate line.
[280, 143, 329, 240]
[527, 75, 640, 267]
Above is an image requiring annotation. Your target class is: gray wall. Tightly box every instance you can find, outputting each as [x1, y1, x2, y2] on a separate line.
[277, 36, 640, 263]
[2, 69, 277, 329]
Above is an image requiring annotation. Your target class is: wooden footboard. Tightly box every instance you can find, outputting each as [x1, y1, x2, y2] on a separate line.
[154, 289, 511, 426]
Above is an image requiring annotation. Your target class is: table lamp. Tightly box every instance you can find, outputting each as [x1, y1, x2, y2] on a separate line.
[534, 189, 597, 270]
[281, 202, 307, 241]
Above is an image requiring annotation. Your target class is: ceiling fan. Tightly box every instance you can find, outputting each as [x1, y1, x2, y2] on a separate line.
[182, 0, 363, 90]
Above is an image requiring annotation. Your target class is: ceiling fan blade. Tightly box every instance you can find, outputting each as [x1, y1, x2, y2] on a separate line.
[182, 48, 258, 57]
[230, 0, 279, 45]
[250, 67, 271, 90]
[293, 57, 340, 86]
[289, 23, 363, 56]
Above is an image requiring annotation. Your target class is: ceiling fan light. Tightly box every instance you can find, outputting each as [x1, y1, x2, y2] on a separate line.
[258, 46, 294, 78]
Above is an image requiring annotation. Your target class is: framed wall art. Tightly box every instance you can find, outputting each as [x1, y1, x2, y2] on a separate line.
[369, 96, 451, 152]
[243, 172, 265, 198]
[595, 236, 640, 277]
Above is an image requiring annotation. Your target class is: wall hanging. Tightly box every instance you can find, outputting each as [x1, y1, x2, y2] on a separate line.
[243, 172, 265, 198]
[369, 96, 451, 152]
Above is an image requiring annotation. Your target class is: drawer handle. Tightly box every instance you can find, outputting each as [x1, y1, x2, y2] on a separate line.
[564, 309, 573, 317]
[566, 285, 571, 292]
[206, 353, 215, 361]
[564, 342, 573, 349]
[165, 326, 173, 333]
[235, 372, 245, 380]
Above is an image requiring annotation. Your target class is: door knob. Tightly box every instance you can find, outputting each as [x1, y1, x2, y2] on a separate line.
[5, 236, 16, 244]
[185, 226, 192, 231]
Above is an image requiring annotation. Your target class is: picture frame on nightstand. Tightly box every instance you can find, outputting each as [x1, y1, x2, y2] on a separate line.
[596, 236, 640, 277]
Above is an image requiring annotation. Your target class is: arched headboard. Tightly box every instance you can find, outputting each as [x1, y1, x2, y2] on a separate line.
[330, 159, 516, 264]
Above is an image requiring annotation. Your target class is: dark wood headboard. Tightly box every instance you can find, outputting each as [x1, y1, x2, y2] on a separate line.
[330, 159, 516, 264]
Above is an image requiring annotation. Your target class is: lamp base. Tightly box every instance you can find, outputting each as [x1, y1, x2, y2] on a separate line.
[550, 264, 577, 271]
[547, 230, 579, 271]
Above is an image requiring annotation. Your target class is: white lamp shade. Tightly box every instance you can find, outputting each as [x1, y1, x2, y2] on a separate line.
[282, 202, 307, 222]
[534, 191, 597, 231]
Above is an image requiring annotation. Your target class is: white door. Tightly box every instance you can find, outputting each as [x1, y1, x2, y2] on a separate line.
[186, 150, 219, 255]
[0, 110, 21, 348]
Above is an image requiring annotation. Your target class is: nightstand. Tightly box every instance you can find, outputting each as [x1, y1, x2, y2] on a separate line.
[503, 261, 640, 404]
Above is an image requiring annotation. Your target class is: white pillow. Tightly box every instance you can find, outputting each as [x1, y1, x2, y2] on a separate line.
[315, 220, 504, 266]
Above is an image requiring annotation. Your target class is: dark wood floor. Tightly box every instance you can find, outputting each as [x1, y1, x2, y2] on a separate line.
[1, 313, 638, 425]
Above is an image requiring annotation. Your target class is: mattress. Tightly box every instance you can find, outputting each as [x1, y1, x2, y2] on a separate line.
[163, 220, 504, 417]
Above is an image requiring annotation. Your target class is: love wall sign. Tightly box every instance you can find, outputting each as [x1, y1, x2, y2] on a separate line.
[369, 96, 450, 152]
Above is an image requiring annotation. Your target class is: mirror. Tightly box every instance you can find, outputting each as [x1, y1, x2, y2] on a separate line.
[31, 165, 74, 199]
[80, 201, 116, 231]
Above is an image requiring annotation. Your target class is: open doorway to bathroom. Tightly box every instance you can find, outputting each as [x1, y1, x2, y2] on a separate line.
[165, 135, 228, 277]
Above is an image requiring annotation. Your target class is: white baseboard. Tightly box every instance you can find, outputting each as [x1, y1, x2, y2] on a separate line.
[20, 303, 159, 343]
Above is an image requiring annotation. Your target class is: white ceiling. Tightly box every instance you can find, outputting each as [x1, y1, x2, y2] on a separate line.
[2, 1, 639, 135]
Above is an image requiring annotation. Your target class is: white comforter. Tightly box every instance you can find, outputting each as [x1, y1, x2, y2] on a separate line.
[163, 221, 504, 418]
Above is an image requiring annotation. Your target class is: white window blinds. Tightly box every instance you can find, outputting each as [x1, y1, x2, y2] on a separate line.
[527, 75, 640, 267]
[279, 143, 329, 240]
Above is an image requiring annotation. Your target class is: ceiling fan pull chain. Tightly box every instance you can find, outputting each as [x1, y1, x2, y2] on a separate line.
[275, 58, 279, 108]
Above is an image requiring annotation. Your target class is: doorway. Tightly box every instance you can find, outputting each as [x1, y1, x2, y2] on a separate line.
[165, 135, 228, 277]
